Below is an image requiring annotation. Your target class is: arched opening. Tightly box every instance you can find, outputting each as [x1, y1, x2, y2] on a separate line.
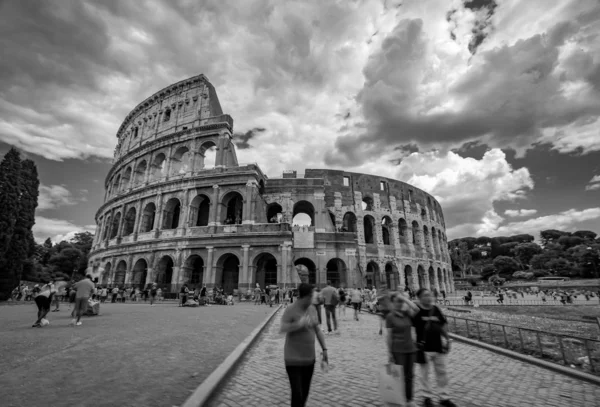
[342, 212, 357, 233]
[259, 180, 265, 194]
[417, 265, 427, 289]
[221, 191, 244, 225]
[363, 215, 375, 244]
[190, 194, 211, 227]
[329, 211, 336, 230]
[404, 265, 414, 289]
[423, 226, 430, 252]
[132, 259, 148, 288]
[133, 160, 147, 186]
[421, 208, 427, 221]
[217, 254, 240, 294]
[112, 174, 121, 195]
[437, 267, 444, 292]
[326, 258, 347, 288]
[267, 203, 283, 223]
[366, 261, 380, 288]
[102, 216, 111, 240]
[110, 212, 122, 239]
[199, 141, 217, 169]
[428, 266, 436, 290]
[254, 253, 278, 288]
[294, 258, 317, 285]
[151, 153, 167, 180]
[292, 200, 315, 227]
[114, 260, 127, 286]
[398, 218, 408, 241]
[186, 255, 204, 287]
[362, 196, 373, 211]
[382, 216, 393, 245]
[102, 262, 111, 285]
[123, 207, 136, 236]
[385, 262, 398, 290]
[121, 167, 132, 191]
[162, 198, 181, 229]
[412, 221, 420, 246]
[170, 146, 191, 176]
[141, 203, 156, 233]
[156, 256, 174, 289]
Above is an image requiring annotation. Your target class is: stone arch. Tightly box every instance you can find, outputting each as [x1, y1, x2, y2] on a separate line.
[382, 216, 393, 245]
[421, 207, 427, 221]
[437, 267, 444, 292]
[254, 252, 278, 288]
[184, 254, 204, 287]
[294, 257, 317, 285]
[403, 265, 414, 290]
[155, 255, 174, 288]
[114, 260, 127, 286]
[123, 207, 136, 236]
[412, 220, 421, 247]
[170, 146, 191, 176]
[293, 200, 315, 226]
[267, 202, 283, 223]
[362, 195, 373, 211]
[363, 215, 375, 244]
[431, 227, 438, 254]
[423, 225, 431, 253]
[132, 258, 148, 288]
[133, 160, 147, 186]
[110, 212, 122, 239]
[342, 211, 357, 233]
[162, 198, 181, 229]
[141, 202, 156, 232]
[216, 253, 240, 294]
[417, 264, 427, 289]
[366, 261, 380, 288]
[428, 266, 436, 291]
[385, 262, 399, 290]
[121, 166, 132, 191]
[398, 218, 408, 241]
[150, 153, 167, 180]
[326, 258, 347, 288]
[190, 194, 211, 227]
[221, 191, 244, 224]
[102, 262, 112, 285]
[102, 215, 112, 240]
[199, 140, 217, 169]
[112, 174, 121, 195]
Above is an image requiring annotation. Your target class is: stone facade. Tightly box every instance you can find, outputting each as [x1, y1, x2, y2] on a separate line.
[88, 74, 455, 294]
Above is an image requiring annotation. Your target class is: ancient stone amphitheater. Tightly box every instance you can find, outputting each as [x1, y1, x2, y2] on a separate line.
[88, 74, 454, 295]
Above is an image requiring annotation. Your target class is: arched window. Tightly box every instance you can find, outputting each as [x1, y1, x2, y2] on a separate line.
[342, 212, 357, 233]
[412, 221, 420, 246]
[221, 191, 244, 225]
[199, 141, 217, 169]
[186, 255, 204, 286]
[114, 260, 127, 286]
[326, 258, 347, 288]
[294, 258, 317, 285]
[110, 212, 122, 239]
[267, 203, 283, 223]
[121, 167, 132, 192]
[156, 256, 174, 288]
[382, 216, 392, 245]
[112, 175, 121, 196]
[132, 259, 148, 288]
[141, 203, 156, 233]
[366, 261, 379, 288]
[151, 153, 166, 180]
[217, 254, 240, 294]
[398, 218, 408, 240]
[123, 207, 136, 236]
[190, 194, 210, 227]
[255, 253, 278, 288]
[423, 225, 430, 252]
[170, 146, 191, 176]
[102, 216, 111, 240]
[293, 200, 315, 227]
[362, 196, 373, 211]
[421, 208, 427, 221]
[162, 198, 181, 229]
[364, 215, 375, 244]
[133, 160, 147, 186]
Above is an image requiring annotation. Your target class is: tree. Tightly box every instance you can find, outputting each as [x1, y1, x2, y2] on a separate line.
[0, 148, 22, 299]
[557, 235, 583, 249]
[47, 246, 84, 278]
[450, 241, 472, 278]
[71, 232, 94, 256]
[481, 264, 496, 280]
[572, 230, 597, 241]
[569, 244, 600, 278]
[512, 242, 542, 267]
[493, 256, 520, 277]
[540, 229, 571, 246]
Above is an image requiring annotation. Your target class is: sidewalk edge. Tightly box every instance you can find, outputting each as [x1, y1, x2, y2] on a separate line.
[449, 333, 600, 386]
[181, 305, 281, 407]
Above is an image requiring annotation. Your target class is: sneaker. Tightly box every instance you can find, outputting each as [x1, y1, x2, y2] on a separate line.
[76, 321, 82, 326]
[69, 319, 76, 326]
[423, 398, 434, 407]
[32, 323, 40, 327]
[440, 400, 456, 407]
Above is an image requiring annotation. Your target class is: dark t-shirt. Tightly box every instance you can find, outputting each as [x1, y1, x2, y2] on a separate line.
[414, 305, 447, 352]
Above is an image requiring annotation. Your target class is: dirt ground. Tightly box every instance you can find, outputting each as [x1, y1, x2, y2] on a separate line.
[0, 301, 274, 407]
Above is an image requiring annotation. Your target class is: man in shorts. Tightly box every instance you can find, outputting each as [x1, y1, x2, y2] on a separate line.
[70, 275, 95, 326]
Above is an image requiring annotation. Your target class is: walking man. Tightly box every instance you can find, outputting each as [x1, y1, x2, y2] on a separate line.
[70, 275, 95, 326]
[351, 287, 362, 321]
[280, 283, 328, 407]
[320, 280, 339, 334]
[312, 288, 323, 326]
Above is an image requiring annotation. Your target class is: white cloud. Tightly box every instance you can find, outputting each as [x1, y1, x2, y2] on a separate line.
[504, 209, 538, 217]
[38, 184, 78, 210]
[585, 175, 600, 191]
[33, 216, 96, 243]
[493, 208, 600, 237]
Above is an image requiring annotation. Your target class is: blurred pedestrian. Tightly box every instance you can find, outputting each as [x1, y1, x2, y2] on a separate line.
[70, 275, 95, 326]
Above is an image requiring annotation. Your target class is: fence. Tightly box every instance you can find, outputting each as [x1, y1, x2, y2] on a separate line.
[447, 315, 600, 375]
[442, 298, 595, 306]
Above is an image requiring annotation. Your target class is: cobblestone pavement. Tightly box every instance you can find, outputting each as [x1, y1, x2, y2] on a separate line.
[0, 302, 274, 407]
[208, 308, 600, 407]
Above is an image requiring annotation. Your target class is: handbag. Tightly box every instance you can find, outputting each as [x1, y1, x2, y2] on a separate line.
[416, 307, 435, 365]
[378, 364, 405, 407]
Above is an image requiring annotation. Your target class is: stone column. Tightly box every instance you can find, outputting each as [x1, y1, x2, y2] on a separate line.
[432, 267, 440, 292]
[205, 247, 215, 288]
[243, 181, 255, 224]
[146, 252, 156, 285]
[280, 244, 288, 287]
[133, 200, 143, 239]
[411, 267, 419, 291]
[424, 271, 431, 290]
[109, 256, 116, 284]
[241, 245, 250, 290]
[124, 254, 134, 285]
[128, 159, 137, 191]
[154, 193, 163, 232]
[313, 192, 327, 232]
[165, 145, 174, 180]
[117, 204, 127, 238]
[144, 152, 153, 185]
[209, 185, 220, 225]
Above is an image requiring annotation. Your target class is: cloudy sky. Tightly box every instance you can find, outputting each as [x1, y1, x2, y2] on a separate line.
[2, 0, 600, 243]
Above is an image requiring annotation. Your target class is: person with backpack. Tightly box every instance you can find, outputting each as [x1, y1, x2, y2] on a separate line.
[414, 288, 456, 407]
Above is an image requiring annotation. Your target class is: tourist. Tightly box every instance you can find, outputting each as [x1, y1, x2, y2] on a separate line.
[143, 286, 149, 302]
[275, 287, 281, 304]
[49, 280, 60, 312]
[386, 291, 419, 406]
[156, 286, 163, 301]
[111, 286, 118, 303]
[180, 284, 189, 307]
[70, 275, 95, 326]
[32, 281, 54, 327]
[338, 286, 346, 318]
[265, 285, 272, 307]
[497, 291, 504, 304]
[321, 280, 340, 335]
[350, 287, 362, 321]
[280, 283, 328, 407]
[100, 286, 108, 303]
[254, 284, 262, 305]
[149, 284, 157, 306]
[200, 284, 207, 304]
[414, 288, 455, 407]
[311, 288, 323, 326]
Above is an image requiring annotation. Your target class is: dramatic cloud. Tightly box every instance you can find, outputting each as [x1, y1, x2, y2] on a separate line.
[233, 128, 266, 150]
[504, 209, 538, 217]
[32, 216, 96, 243]
[585, 174, 600, 191]
[493, 208, 600, 238]
[38, 184, 80, 210]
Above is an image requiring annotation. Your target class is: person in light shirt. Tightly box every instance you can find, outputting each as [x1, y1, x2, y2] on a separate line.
[70, 275, 95, 326]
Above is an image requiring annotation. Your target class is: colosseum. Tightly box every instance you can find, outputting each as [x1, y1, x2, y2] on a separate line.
[88, 74, 455, 295]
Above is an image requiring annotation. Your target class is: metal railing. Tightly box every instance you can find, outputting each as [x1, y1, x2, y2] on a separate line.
[447, 315, 600, 375]
[442, 298, 595, 306]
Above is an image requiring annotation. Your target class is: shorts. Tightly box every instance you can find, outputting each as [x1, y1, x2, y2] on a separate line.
[74, 298, 89, 315]
[35, 295, 51, 311]
[352, 302, 360, 310]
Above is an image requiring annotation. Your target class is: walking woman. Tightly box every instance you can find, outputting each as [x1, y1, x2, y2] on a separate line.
[386, 292, 419, 406]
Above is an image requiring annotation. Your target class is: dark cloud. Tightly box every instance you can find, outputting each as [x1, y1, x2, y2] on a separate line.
[446, 0, 497, 54]
[234, 127, 266, 149]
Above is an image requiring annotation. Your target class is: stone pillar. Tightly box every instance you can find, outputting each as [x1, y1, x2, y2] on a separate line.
[280, 244, 288, 287]
[241, 245, 250, 290]
[411, 267, 419, 291]
[243, 181, 255, 224]
[432, 267, 440, 292]
[313, 192, 327, 232]
[144, 152, 153, 184]
[215, 135, 226, 167]
[154, 193, 163, 232]
[205, 247, 215, 288]
[117, 204, 127, 238]
[133, 200, 143, 239]
[424, 271, 431, 290]
[180, 189, 191, 233]
[209, 185, 220, 226]
[128, 159, 137, 191]
[146, 252, 156, 286]
[165, 145, 174, 180]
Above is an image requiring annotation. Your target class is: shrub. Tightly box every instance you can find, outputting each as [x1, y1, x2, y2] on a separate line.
[532, 269, 550, 278]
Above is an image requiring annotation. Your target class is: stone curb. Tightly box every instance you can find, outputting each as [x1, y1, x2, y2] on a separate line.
[181, 305, 282, 407]
[449, 333, 600, 386]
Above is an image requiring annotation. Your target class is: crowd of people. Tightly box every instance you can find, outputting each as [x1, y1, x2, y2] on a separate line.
[460, 287, 600, 305]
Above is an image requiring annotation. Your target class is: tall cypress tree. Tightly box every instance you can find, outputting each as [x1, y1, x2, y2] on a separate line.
[0, 148, 22, 298]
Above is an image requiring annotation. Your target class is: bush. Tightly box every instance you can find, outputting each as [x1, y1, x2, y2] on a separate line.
[512, 271, 535, 280]
[532, 269, 551, 278]
[489, 275, 506, 286]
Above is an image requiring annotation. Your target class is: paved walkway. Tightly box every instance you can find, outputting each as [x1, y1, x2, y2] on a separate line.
[208, 308, 600, 407]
